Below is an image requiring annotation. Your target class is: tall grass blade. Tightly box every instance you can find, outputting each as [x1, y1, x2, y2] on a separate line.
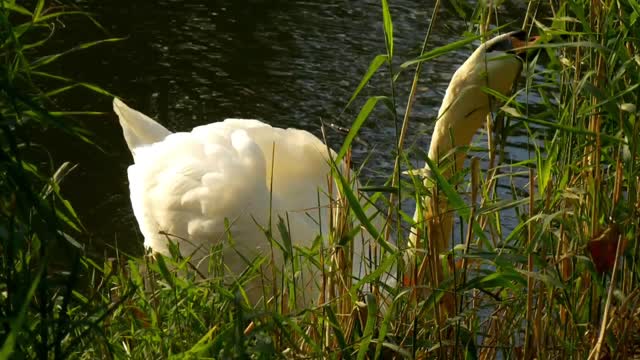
[344, 54, 388, 110]
[0, 269, 42, 359]
[381, 0, 393, 57]
[337, 96, 391, 162]
[356, 294, 377, 360]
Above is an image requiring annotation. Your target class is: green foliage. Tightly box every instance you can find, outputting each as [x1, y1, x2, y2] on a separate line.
[0, 1, 117, 357]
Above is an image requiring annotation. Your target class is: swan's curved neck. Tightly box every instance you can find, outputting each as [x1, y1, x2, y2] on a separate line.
[410, 47, 523, 259]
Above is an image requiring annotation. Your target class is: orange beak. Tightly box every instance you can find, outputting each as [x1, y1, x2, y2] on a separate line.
[512, 35, 542, 54]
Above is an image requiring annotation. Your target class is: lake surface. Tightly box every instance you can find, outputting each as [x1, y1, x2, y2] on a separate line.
[51, 0, 536, 257]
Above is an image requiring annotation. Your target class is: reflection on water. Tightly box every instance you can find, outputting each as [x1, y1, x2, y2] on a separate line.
[53, 0, 536, 256]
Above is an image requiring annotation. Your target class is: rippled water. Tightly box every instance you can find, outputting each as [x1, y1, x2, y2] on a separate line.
[52, 0, 536, 256]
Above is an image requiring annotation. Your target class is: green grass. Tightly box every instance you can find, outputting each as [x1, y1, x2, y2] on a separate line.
[2, 0, 640, 358]
[0, 1, 117, 358]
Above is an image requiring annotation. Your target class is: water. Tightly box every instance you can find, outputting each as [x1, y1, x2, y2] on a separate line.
[50, 0, 536, 257]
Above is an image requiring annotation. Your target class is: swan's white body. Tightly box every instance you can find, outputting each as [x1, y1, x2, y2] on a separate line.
[114, 30, 537, 305]
[115, 100, 372, 301]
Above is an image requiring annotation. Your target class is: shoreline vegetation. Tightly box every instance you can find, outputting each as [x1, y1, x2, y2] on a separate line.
[2, 0, 639, 358]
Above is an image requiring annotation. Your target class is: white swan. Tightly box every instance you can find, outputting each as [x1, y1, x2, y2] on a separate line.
[409, 30, 539, 288]
[114, 100, 376, 303]
[114, 30, 539, 305]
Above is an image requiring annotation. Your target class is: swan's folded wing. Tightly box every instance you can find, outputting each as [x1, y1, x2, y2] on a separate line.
[127, 127, 271, 260]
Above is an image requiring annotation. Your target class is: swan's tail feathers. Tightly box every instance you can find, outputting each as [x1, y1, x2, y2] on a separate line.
[113, 98, 172, 156]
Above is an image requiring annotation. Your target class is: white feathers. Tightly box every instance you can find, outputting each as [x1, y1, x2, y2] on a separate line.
[114, 99, 368, 302]
[429, 36, 524, 170]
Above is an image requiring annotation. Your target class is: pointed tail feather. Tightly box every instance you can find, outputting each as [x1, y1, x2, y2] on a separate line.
[113, 98, 172, 156]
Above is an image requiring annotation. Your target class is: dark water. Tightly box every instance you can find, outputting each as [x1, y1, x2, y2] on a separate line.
[50, 0, 536, 257]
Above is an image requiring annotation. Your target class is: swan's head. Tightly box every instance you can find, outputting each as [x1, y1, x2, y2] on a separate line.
[481, 30, 541, 61]
[465, 30, 540, 79]
[456, 30, 541, 102]
[431, 31, 540, 165]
